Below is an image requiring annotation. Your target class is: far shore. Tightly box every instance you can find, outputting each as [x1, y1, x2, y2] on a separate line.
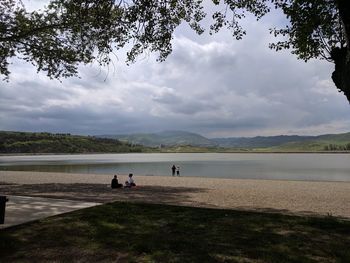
[1, 151, 350, 156]
[1, 171, 350, 219]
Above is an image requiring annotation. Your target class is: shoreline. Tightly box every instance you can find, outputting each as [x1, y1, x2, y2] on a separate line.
[1, 169, 349, 184]
[1, 151, 350, 156]
[1, 171, 350, 218]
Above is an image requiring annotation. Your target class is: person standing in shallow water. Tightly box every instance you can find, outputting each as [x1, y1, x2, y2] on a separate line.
[171, 164, 176, 176]
[176, 166, 180, 176]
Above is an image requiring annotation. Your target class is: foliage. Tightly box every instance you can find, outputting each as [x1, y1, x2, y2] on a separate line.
[0, 201, 350, 262]
[0, 131, 147, 153]
[0, 0, 340, 76]
[324, 143, 350, 151]
[268, 0, 350, 100]
[269, 0, 345, 61]
[0, 0, 205, 79]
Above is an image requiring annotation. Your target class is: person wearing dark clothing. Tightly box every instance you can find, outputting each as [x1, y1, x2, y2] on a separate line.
[171, 165, 176, 176]
[111, 175, 123, 189]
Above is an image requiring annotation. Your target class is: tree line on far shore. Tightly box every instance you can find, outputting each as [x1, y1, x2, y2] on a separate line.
[1, 130, 350, 154]
[0, 131, 148, 154]
[324, 143, 350, 151]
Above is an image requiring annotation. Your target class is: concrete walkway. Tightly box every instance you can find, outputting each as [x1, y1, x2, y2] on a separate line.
[0, 195, 101, 229]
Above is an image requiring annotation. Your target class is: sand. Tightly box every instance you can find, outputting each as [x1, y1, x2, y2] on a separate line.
[1, 171, 350, 218]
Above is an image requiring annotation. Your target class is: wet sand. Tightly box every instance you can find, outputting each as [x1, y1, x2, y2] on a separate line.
[1, 171, 349, 218]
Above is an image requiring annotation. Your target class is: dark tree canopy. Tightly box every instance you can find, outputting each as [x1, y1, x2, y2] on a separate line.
[1, 0, 349, 101]
[269, 0, 350, 101]
[0, 0, 206, 79]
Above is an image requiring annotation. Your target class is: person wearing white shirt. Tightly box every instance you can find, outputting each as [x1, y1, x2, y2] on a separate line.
[125, 173, 136, 187]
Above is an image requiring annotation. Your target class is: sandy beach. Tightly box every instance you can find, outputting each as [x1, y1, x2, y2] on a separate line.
[1, 171, 350, 218]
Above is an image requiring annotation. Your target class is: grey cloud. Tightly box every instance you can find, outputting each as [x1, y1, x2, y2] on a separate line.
[152, 89, 220, 116]
[152, 91, 182, 105]
[170, 100, 214, 115]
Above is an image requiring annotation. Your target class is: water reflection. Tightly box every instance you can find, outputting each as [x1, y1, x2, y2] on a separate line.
[0, 153, 349, 182]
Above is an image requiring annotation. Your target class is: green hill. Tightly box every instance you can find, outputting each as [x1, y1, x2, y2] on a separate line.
[0, 131, 148, 154]
[211, 135, 313, 148]
[212, 132, 350, 151]
[100, 130, 216, 147]
[101, 131, 350, 152]
[268, 133, 350, 152]
[316, 132, 350, 143]
[2, 130, 350, 154]
[100, 131, 350, 152]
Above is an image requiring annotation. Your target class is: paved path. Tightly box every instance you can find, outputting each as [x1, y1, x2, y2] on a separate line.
[0, 195, 101, 229]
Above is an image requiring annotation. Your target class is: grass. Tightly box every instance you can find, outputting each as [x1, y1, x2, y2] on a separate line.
[1, 202, 350, 262]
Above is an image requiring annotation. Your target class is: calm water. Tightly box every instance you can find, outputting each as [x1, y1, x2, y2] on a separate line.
[0, 153, 349, 182]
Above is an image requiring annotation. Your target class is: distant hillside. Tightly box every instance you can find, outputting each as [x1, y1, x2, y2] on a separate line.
[316, 132, 350, 142]
[212, 132, 350, 151]
[211, 135, 314, 148]
[100, 131, 350, 151]
[5, 130, 349, 154]
[99, 130, 217, 147]
[0, 131, 148, 154]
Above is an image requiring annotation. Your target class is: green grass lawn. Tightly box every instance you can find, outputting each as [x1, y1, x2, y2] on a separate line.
[1, 202, 350, 262]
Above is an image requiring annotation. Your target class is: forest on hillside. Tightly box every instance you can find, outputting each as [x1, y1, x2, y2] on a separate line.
[0, 131, 148, 154]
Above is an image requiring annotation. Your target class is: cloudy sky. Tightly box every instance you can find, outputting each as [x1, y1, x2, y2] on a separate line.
[1, 1, 350, 138]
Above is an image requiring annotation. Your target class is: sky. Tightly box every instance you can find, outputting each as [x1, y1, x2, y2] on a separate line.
[1, 1, 350, 138]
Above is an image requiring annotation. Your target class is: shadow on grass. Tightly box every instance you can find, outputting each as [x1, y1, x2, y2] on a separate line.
[0, 183, 210, 206]
[1, 202, 350, 262]
[1, 183, 348, 220]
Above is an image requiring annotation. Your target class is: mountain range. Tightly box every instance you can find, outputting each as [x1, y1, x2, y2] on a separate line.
[99, 131, 215, 147]
[98, 130, 350, 150]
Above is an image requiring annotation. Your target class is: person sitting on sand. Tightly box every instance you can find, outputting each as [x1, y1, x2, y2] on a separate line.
[111, 175, 123, 189]
[125, 173, 136, 187]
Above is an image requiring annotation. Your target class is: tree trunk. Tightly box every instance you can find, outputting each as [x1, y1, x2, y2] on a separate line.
[331, 48, 350, 102]
[333, 0, 350, 102]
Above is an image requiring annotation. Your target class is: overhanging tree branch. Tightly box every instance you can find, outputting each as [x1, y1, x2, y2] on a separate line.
[0, 23, 64, 42]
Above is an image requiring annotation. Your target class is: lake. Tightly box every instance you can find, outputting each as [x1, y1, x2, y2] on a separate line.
[0, 153, 349, 182]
